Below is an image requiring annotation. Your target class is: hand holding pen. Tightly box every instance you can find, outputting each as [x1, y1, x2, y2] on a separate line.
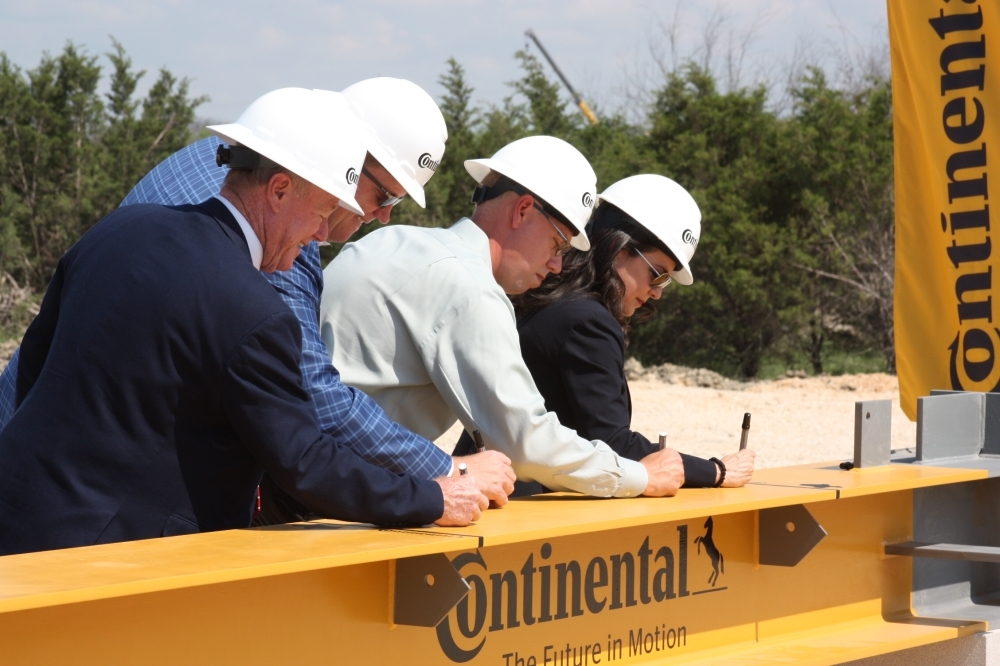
[713, 412, 756, 487]
[452, 428, 516, 505]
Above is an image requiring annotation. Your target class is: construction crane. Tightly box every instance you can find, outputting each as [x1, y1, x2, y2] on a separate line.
[524, 29, 599, 126]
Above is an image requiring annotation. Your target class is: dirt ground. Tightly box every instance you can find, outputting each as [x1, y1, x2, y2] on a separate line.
[434, 371, 914, 469]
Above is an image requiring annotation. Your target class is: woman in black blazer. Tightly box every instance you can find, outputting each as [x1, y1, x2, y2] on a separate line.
[513, 175, 756, 493]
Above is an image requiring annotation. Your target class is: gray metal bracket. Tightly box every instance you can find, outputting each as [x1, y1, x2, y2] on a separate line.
[930, 390, 1000, 456]
[759, 504, 827, 567]
[854, 399, 892, 468]
[392, 553, 470, 627]
[903, 478, 1000, 628]
[917, 392, 984, 461]
[886, 541, 1000, 563]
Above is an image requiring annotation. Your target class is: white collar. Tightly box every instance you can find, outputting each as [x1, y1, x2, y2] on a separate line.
[450, 217, 492, 265]
[214, 195, 263, 270]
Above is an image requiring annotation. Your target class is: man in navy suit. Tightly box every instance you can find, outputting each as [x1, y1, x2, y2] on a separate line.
[0, 88, 486, 556]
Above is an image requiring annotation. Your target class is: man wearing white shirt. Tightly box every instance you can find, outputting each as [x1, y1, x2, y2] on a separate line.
[321, 136, 685, 498]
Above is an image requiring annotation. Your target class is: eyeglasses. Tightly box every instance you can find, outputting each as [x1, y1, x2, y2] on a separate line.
[478, 177, 575, 257]
[532, 204, 574, 257]
[361, 166, 407, 209]
[636, 249, 672, 288]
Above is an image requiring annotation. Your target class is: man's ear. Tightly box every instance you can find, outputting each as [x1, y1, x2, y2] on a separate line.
[265, 173, 295, 213]
[509, 194, 534, 230]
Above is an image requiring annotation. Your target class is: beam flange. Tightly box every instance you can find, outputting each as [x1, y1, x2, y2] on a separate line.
[885, 541, 1000, 563]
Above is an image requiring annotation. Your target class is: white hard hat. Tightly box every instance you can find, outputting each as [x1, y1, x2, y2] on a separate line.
[465, 136, 597, 251]
[208, 88, 366, 215]
[598, 174, 702, 285]
[335, 78, 447, 208]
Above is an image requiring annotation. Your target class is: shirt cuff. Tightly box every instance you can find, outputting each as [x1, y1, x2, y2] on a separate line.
[681, 454, 720, 488]
[613, 457, 649, 498]
[447, 460, 455, 477]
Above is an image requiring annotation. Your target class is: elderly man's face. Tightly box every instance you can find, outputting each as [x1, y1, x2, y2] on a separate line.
[324, 160, 406, 243]
[260, 176, 340, 272]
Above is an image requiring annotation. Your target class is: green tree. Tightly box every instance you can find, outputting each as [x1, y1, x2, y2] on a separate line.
[630, 65, 805, 377]
[98, 40, 207, 216]
[0, 40, 206, 302]
[0, 40, 896, 376]
[508, 49, 578, 137]
[0, 44, 104, 288]
[789, 69, 895, 371]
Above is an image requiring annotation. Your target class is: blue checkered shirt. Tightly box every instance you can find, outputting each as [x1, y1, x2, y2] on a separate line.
[0, 349, 17, 428]
[0, 137, 452, 479]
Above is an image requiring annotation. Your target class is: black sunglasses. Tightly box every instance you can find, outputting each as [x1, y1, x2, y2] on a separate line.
[361, 166, 407, 209]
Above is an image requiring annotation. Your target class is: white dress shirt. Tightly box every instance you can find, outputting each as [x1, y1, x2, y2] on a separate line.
[214, 195, 263, 270]
[320, 218, 648, 498]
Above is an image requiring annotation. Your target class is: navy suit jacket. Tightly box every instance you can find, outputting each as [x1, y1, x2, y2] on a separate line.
[0, 198, 443, 555]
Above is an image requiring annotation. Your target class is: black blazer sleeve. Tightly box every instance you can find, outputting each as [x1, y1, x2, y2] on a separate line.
[17, 260, 67, 406]
[556, 304, 654, 460]
[222, 310, 444, 526]
[527, 299, 719, 488]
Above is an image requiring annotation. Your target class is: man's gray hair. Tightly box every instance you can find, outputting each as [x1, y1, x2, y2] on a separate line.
[223, 166, 309, 198]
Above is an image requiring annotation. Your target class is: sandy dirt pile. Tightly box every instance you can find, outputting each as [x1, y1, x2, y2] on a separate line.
[435, 361, 914, 470]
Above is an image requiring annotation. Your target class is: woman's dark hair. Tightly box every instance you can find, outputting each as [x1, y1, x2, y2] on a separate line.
[513, 202, 679, 345]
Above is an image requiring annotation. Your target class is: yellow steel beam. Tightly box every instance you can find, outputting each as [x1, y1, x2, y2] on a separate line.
[750, 460, 985, 499]
[0, 522, 478, 614]
[663, 613, 981, 665]
[412, 461, 985, 547]
[0, 461, 989, 665]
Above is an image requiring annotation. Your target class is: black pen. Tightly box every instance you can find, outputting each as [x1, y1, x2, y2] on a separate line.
[472, 430, 486, 453]
[658, 432, 667, 451]
[458, 463, 468, 476]
[739, 413, 751, 451]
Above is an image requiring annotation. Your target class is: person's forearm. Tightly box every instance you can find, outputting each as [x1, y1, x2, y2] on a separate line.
[224, 315, 446, 526]
[316, 380, 453, 479]
[274, 257, 453, 480]
[422, 290, 648, 497]
[489, 413, 649, 497]
[284, 443, 445, 525]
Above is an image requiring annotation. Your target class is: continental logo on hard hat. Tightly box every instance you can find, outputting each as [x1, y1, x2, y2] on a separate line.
[418, 152, 440, 172]
[345, 167, 359, 185]
[682, 229, 699, 248]
[582, 192, 594, 208]
[435, 519, 725, 663]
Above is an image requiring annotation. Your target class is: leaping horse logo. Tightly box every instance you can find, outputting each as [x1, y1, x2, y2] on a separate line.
[694, 516, 724, 586]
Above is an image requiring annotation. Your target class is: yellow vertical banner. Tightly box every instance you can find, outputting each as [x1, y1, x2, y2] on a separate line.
[890, 0, 999, 419]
